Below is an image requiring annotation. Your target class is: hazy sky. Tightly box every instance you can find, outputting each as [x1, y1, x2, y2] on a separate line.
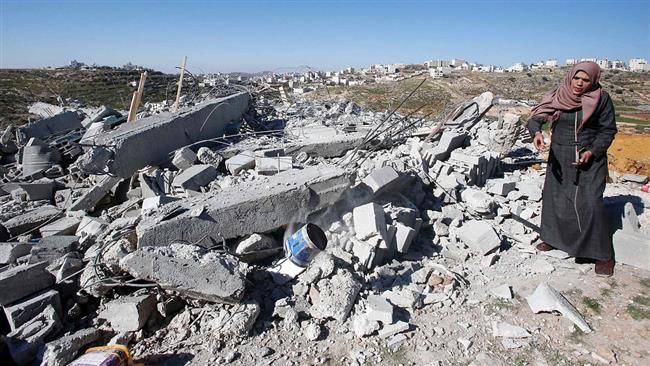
[1, 0, 649, 73]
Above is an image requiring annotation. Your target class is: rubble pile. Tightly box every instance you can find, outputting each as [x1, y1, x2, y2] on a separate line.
[1, 88, 649, 365]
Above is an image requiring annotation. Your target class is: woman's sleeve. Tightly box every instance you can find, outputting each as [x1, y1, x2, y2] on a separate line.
[589, 94, 617, 159]
[527, 116, 544, 136]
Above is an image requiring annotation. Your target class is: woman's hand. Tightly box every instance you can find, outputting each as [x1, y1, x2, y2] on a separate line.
[533, 132, 548, 151]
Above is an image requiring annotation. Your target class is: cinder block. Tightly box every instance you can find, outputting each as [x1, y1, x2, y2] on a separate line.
[353, 203, 387, 241]
[350, 237, 377, 270]
[362, 166, 399, 195]
[4, 289, 61, 331]
[457, 219, 501, 255]
[394, 222, 416, 254]
[172, 164, 217, 191]
[225, 151, 255, 175]
[98, 294, 157, 332]
[0, 262, 54, 305]
[172, 147, 197, 170]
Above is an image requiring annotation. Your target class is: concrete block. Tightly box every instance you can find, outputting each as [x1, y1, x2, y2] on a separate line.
[225, 151, 255, 175]
[362, 166, 400, 195]
[0, 262, 54, 305]
[3, 205, 61, 237]
[171, 147, 197, 170]
[137, 165, 352, 246]
[527, 282, 591, 333]
[76, 93, 250, 178]
[30, 236, 79, 263]
[394, 222, 416, 254]
[423, 132, 467, 163]
[491, 322, 531, 338]
[255, 156, 293, 175]
[613, 230, 650, 270]
[622, 202, 640, 233]
[350, 237, 377, 269]
[98, 294, 157, 332]
[621, 173, 648, 184]
[141, 195, 180, 215]
[517, 181, 542, 202]
[0, 242, 32, 264]
[235, 233, 278, 255]
[378, 321, 410, 338]
[39, 216, 81, 237]
[2, 180, 55, 201]
[366, 294, 393, 324]
[197, 147, 224, 166]
[461, 188, 495, 215]
[353, 203, 387, 241]
[4, 289, 61, 331]
[6, 304, 60, 365]
[75, 216, 108, 244]
[17, 111, 82, 143]
[67, 175, 122, 212]
[486, 178, 517, 196]
[457, 220, 501, 255]
[120, 246, 246, 304]
[172, 164, 217, 191]
[41, 328, 105, 366]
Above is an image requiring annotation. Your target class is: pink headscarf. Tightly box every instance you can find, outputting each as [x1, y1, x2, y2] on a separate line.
[527, 61, 602, 131]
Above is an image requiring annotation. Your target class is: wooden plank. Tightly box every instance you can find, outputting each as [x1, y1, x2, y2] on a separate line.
[172, 56, 188, 112]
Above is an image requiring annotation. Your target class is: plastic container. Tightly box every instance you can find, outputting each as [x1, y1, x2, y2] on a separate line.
[66, 345, 143, 366]
[284, 223, 327, 267]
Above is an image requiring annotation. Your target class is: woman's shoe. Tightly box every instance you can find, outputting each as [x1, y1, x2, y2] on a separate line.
[595, 260, 615, 277]
[535, 242, 554, 252]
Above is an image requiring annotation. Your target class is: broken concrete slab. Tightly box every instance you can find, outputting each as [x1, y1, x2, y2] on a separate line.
[2, 180, 56, 201]
[353, 202, 388, 242]
[490, 284, 513, 300]
[310, 270, 361, 321]
[120, 245, 246, 304]
[67, 175, 122, 212]
[457, 219, 501, 255]
[491, 321, 531, 338]
[137, 165, 351, 247]
[0, 261, 54, 305]
[621, 173, 648, 184]
[39, 216, 81, 237]
[172, 164, 217, 192]
[378, 320, 410, 339]
[98, 294, 157, 332]
[30, 236, 79, 263]
[622, 202, 640, 233]
[352, 314, 381, 338]
[0, 242, 32, 264]
[361, 166, 400, 195]
[40, 327, 105, 366]
[235, 233, 278, 255]
[3, 205, 61, 237]
[6, 304, 61, 365]
[366, 294, 394, 324]
[613, 230, 650, 270]
[171, 147, 197, 170]
[486, 178, 517, 196]
[527, 282, 591, 333]
[4, 289, 61, 331]
[75, 216, 108, 245]
[77, 93, 250, 178]
[17, 111, 82, 143]
[393, 222, 416, 254]
[255, 156, 293, 175]
[141, 195, 180, 216]
[225, 151, 255, 175]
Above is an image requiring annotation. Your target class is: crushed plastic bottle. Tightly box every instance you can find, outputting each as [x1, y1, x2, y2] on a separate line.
[66, 345, 143, 366]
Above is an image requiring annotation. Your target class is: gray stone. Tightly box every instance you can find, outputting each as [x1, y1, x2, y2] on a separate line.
[137, 165, 351, 247]
[4, 289, 61, 331]
[457, 220, 501, 255]
[235, 233, 278, 255]
[120, 246, 246, 304]
[378, 320, 410, 338]
[622, 202, 640, 233]
[0, 261, 54, 306]
[613, 230, 650, 270]
[517, 181, 543, 202]
[366, 294, 394, 324]
[76, 93, 250, 178]
[6, 305, 61, 365]
[422, 131, 467, 163]
[361, 166, 400, 195]
[172, 164, 217, 191]
[141, 195, 180, 215]
[486, 179, 517, 196]
[255, 156, 293, 175]
[225, 151, 255, 175]
[41, 327, 105, 366]
[310, 270, 361, 321]
[393, 222, 416, 254]
[621, 173, 648, 184]
[67, 175, 122, 212]
[490, 284, 513, 300]
[491, 321, 531, 338]
[98, 294, 157, 332]
[2, 180, 55, 201]
[303, 321, 322, 341]
[527, 282, 591, 333]
[197, 147, 224, 166]
[352, 314, 380, 338]
[0, 242, 32, 264]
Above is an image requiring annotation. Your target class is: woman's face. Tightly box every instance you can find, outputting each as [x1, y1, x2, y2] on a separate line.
[570, 71, 592, 95]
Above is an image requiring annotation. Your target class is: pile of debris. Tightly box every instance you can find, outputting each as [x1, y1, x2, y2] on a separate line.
[1, 87, 648, 365]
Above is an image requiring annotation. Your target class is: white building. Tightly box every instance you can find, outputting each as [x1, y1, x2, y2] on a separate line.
[610, 60, 626, 70]
[596, 59, 611, 69]
[428, 66, 452, 78]
[451, 59, 467, 67]
[566, 58, 578, 66]
[629, 58, 648, 72]
[426, 59, 451, 68]
[545, 59, 559, 67]
[580, 57, 597, 62]
[508, 63, 528, 72]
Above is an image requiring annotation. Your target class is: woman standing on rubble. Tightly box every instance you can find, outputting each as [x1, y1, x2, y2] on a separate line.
[527, 61, 617, 276]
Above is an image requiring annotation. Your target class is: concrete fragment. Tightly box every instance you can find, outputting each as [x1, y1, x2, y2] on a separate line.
[361, 166, 400, 195]
[378, 321, 410, 338]
[492, 322, 531, 338]
[422, 131, 467, 163]
[172, 164, 217, 191]
[0, 242, 32, 264]
[0, 261, 54, 305]
[612, 230, 650, 270]
[137, 165, 351, 246]
[67, 175, 122, 212]
[310, 270, 361, 321]
[18, 111, 82, 142]
[490, 284, 513, 300]
[517, 181, 542, 202]
[41, 327, 104, 366]
[352, 314, 380, 338]
[235, 233, 278, 255]
[3, 205, 61, 237]
[39, 216, 81, 237]
[621, 173, 648, 184]
[4, 289, 61, 331]
[141, 195, 180, 215]
[457, 220, 501, 255]
[622, 202, 640, 233]
[353, 202, 387, 241]
[120, 246, 246, 304]
[393, 222, 416, 254]
[225, 151, 255, 175]
[98, 294, 157, 332]
[303, 321, 322, 341]
[527, 282, 591, 333]
[30, 236, 79, 264]
[366, 294, 394, 324]
[255, 156, 293, 175]
[77, 93, 250, 178]
[531, 258, 555, 274]
[6, 304, 61, 365]
[171, 147, 197, 170]
[2, 180, 55, 201]
[486, 178, 517, 196]
[197, 147, 224, 166]
[75, 216, 108, 244]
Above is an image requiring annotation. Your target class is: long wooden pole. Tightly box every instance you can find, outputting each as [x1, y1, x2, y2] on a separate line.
[173, 56, 187, 112]
[127, 71, 148, 123]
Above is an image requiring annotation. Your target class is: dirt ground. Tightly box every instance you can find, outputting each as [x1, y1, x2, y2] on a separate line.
[608, 132, 650, 177]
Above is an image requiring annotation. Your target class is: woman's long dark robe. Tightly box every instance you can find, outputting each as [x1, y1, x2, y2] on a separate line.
[528, 91, 617, 261]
